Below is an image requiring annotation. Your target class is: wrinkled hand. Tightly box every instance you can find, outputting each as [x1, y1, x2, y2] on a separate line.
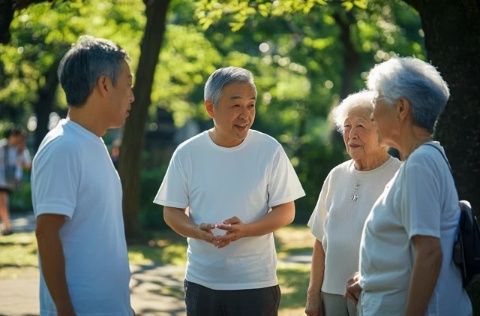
[345, 272, 362, 305]
[214, 216, 247, 248]
[305, 292, 323, 316]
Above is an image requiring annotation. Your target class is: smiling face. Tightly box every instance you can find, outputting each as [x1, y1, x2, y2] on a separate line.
[107, 60, 135, 128]
[206, 82, 256, 147]
[343, 107, 385, 166]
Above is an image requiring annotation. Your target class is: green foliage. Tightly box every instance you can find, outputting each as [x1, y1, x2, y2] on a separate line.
[1, 0, 425, 228]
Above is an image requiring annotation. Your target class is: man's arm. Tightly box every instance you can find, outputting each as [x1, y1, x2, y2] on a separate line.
[35, 214, 75, 316]
[215, 201, 295, 244]
[404, 235, 442, 316]
[163, 206, 216, 244]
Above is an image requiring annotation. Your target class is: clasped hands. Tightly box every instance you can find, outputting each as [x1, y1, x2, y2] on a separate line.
[197, 216, 247, 248]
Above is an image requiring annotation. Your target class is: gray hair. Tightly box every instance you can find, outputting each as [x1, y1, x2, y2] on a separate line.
[367, 57, 450, 132]
[58, 35, 129, 107]
[331, 90, 376, 134]
[204, 66, 257, 106]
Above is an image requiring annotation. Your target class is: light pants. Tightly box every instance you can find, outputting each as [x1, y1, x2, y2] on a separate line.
[322, 292, 357, 316]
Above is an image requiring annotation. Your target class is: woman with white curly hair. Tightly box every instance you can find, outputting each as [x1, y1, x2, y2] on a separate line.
[306, 90, 401, 316]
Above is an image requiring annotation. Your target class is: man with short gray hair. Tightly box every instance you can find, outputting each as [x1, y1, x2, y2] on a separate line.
[154, 66, 305, 315]
[32, 35, 135, 315]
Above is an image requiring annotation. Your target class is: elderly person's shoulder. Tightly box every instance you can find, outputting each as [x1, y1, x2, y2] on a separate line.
[331, 156, 400, 176]
[404, 142, 445, 170]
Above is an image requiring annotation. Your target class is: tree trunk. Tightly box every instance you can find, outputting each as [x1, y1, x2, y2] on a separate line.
[0, 0, 53, 44]
[333, 10, 360, 100]
[118, 0, 170, 241]
[32, 58, 60, 150]
[404, 0, 480, 208]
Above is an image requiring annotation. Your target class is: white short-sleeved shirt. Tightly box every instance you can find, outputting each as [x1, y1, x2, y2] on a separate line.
[359, 142, 472, 315]
[32, 119, 132, 316]
[308, 157, 400, 295]
[154, 129, 305, 290]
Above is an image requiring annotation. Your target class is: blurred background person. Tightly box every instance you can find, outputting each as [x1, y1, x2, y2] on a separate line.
[0, 127, 26, 235]
[305, 90, 401, 316]
[347, 57, 471, 315]
[15, 132, 32, 183]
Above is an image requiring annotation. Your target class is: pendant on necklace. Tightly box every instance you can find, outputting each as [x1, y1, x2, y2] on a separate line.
[352, 183, 360, 202]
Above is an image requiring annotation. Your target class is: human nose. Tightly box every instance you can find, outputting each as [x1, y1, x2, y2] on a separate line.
[349, 127, 359, 139]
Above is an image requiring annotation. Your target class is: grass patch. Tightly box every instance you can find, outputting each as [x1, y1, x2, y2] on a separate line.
[0, 232, 38, 275]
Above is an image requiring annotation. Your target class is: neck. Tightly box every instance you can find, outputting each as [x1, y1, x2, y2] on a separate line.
[354, 150, 390, 171]
[68, 105, 106, 137]
[209, 128, 245, 148]
[397, 126, 432, 160]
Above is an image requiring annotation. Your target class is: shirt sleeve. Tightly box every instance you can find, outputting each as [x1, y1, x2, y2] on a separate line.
[307, 173, 331, 241]
[400, 157, 441, 239]
[267, 146, 305, 208]
[32, 143, 80, 219]
[153, 150, 189, 209]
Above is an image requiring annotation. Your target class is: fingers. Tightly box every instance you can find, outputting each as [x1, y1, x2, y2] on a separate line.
[198, 223, 215, 232]
[345, 283, 361, 305]
[222, 216, 241, 225]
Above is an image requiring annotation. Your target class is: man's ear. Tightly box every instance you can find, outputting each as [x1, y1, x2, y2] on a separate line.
[396, 97, 411, 121]
[205, 100, 215, 118]
[96, 75, 111, 97]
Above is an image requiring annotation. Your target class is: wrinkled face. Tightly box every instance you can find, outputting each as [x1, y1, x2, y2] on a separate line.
[107, 60, 135, 128]
[343, 107, 383, 162]
[371, 93, 398, 148]
[206, 82, 256, 147]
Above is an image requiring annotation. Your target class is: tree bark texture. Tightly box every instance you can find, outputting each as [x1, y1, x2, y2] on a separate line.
[118, 0, 170, 240]
[404, 0, 480, 208]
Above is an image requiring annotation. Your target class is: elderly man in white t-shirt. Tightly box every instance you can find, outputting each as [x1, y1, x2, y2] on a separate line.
[32, 36, 135, 316]
[154, 66, 305, 316]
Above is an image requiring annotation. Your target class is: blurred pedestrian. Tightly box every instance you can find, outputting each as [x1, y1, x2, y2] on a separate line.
[0, 127, 25, 235]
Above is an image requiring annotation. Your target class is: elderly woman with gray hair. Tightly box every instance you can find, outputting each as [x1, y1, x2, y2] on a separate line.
[346, 57, 472, 315]
[305, 90, 401, 316]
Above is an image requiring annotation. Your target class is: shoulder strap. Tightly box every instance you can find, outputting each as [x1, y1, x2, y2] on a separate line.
[423, 143, 453, 176]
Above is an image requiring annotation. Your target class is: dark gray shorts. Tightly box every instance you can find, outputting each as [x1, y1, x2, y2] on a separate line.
[184, 280, 281, 316]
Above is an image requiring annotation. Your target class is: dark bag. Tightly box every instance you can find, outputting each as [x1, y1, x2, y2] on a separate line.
[454, 200, 480, 286]
[425, 143, 480, 286]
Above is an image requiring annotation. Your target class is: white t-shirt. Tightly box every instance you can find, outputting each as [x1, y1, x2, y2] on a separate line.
[32, 119, 132, 316]
[308, 157, 400, 295]
[359, 142, 472, 316]
[154, 129, 305, 290]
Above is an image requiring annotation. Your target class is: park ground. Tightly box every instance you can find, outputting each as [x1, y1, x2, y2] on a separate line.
[0, 213, 314, 316]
